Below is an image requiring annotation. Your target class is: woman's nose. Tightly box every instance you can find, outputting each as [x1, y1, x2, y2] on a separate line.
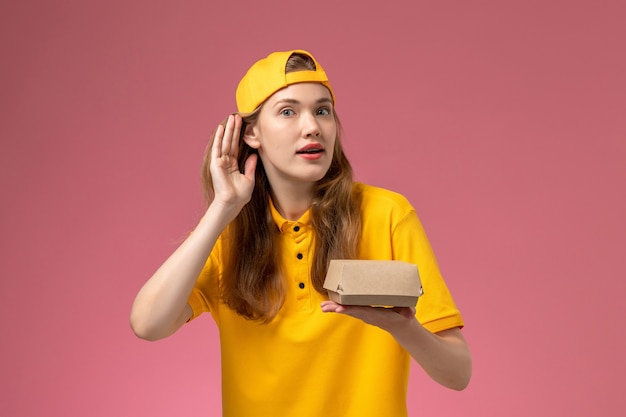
[302, 112, 321, 137]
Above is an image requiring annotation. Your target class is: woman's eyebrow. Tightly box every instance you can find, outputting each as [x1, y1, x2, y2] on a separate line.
[273, 98, 300, 106]
[273, 97, 333, 107]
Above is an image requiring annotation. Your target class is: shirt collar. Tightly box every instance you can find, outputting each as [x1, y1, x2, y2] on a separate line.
[269, 197, 311, 233]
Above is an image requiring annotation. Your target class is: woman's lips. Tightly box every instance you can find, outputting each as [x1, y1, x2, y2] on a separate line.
[296, 144, 325, 160]
[296, 143, 324, 154]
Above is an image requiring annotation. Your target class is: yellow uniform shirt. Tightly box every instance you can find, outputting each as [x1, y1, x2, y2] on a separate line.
[188, 182, 464, 417]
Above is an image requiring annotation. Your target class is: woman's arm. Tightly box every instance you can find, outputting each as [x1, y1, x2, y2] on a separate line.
[130, 114, 257, 341]
[130, 204, 235, 341]
[320, 302, 472, 390]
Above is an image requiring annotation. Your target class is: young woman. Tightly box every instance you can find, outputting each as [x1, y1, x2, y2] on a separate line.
[130, 49, 471, 417]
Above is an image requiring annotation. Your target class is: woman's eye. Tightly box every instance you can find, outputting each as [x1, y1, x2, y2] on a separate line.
[317, 107, 330, 116]
[280, 109, 294, 116]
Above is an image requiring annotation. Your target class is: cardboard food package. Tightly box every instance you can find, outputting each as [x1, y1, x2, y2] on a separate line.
[323, 259, 424, 307]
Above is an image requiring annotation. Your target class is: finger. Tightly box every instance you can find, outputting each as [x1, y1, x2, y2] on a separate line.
[243, 153, 258, 181]
[221, 114, 234, 157]
[392, 306, 416, 319]
[320, 301, 345, 313]
[230, 114, 242, 157]
[223, 114, 243, 158]
[212, 123, 225, 158]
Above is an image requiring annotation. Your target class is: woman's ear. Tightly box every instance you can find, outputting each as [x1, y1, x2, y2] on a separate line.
[242, 123, 261, 149]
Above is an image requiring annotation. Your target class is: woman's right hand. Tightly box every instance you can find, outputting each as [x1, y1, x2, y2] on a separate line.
[209, 114, 258, 214]
[130, 114, 258, 341]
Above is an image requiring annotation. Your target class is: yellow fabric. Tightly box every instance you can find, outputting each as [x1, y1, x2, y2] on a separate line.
[188, 182, 464, 417]
[235, 49, 335, 113]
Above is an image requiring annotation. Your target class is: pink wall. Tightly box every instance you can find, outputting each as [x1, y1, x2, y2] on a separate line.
[1, 1, 625, 416]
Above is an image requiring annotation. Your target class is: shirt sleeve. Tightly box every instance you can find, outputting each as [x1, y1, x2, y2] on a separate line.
[186, 235, 224, 323]
[392, 208, 465, 333]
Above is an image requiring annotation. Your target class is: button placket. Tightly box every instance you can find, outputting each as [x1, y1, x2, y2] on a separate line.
[296, 247, 304, 290]
[282, 220, 312, 310]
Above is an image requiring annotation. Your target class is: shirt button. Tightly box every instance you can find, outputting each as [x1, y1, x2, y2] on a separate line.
[296, 253, 303, 260]
[299, 282, 305, 289]
[293, 226, 300, 232]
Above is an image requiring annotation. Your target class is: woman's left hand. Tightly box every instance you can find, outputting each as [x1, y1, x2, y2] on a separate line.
[320, 300, 416, 332]
[321, 300, 472, 390]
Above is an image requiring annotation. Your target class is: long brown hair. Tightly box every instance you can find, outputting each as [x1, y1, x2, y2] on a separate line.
[202, 53, 362, 322]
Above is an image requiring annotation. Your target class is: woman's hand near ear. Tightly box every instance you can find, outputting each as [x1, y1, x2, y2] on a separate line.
[209, 114, 258, 222]
[130, 114, 257, 341]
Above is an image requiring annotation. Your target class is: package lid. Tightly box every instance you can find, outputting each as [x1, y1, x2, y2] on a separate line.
[323, 260, 423, 307]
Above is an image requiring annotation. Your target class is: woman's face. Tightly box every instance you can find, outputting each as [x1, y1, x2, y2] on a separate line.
[244, 82, 337, 189]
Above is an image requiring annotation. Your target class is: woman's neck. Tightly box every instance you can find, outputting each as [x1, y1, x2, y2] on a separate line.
[270, 182, 314, 221]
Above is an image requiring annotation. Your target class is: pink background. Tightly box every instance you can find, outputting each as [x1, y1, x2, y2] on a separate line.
[1, 1, 625, 416]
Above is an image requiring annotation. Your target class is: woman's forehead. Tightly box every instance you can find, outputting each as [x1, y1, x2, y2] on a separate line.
[267, 83, 333, 105]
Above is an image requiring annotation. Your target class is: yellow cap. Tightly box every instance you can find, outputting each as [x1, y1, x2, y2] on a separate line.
[235, 49, 335, 113]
